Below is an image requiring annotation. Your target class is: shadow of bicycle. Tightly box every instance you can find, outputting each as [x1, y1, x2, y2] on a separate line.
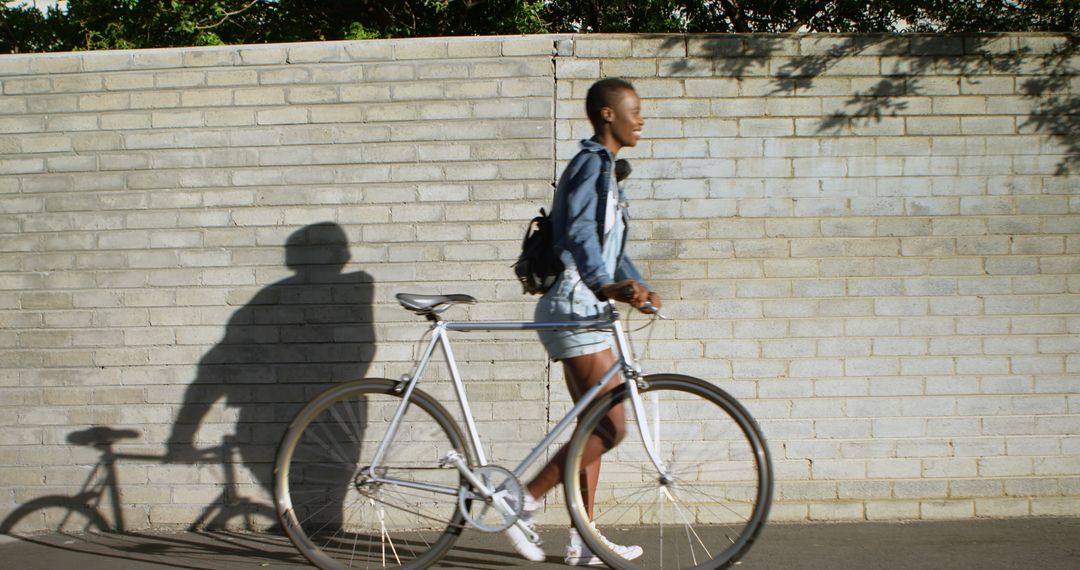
[3, 223, 372, 560]
[0, 426, 306, 568]
[1, 222, 535, 568]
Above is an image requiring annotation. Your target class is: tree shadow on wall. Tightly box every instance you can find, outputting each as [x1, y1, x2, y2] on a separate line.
[1016, 36, 1079, 175]
[166, 222, 375, 530]
[660, 33, 1078, 176]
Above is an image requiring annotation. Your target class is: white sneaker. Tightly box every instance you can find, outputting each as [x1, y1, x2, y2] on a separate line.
[504, 494, 545, 562]
[565, 524, 643, 566]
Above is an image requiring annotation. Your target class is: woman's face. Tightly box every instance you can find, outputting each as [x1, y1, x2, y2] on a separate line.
[604, 88, 644, 150]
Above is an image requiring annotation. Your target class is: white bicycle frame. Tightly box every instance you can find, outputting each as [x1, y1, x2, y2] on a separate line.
[365, 302, 671, 502]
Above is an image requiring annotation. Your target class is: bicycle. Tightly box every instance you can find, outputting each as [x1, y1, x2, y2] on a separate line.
[273, 292, 773, 570]
[0, 427, 156, 537]
[0, 428, 274, 537]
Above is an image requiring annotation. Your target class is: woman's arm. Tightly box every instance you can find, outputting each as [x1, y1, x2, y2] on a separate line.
[615, 253, 648, 290]
[561, 153, 614, 295]
[612, 252, 662, 310]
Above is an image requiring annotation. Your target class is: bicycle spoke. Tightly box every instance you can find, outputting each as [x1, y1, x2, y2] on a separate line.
[303, 427, 354, 466]
[674, 482, 758, 518]
[316, 420, 360, 467]
[329, 405, 363, 447]
[358, 490, 459, 527]
[663, 487, 712, 562]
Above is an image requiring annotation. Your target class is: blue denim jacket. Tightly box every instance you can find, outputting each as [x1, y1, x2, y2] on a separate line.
[550, 138, 649, 296]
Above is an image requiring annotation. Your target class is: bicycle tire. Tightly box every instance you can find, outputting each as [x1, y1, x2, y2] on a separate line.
[274, 379, 473, 570]
[563, 374, 773, 570]
[0, 495, 111, 536]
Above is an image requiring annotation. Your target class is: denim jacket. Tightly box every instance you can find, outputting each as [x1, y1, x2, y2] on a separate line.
[550, 138, 649, 297]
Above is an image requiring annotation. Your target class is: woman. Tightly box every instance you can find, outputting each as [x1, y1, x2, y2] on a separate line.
[506, 77, 662, 566]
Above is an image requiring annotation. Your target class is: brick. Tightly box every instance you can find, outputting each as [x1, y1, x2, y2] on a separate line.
[865, 501, 921, 520]
[629, 37, 684, 58]
[816, 418, 872, 439]
[236, 46, 288, 65]
[183, 48, 237, 67]
[960, 116, 1016, 135]
[1016, 35, 1073, 54]
[809, 503, 864, 521]
[705, 100, 767, 122]
[254, 107, 308, 125]
[922, 500, 975, 519]
[975, 499, 1031, 518]
[818, 56, 882, 76]
[283, 85, 339, 104]
[907, 116, 961, 135]
[684, 78, 739, 98]
[555, 58, 600, 78]
[574, 38, 632, 58]
[337, 41, 392, 61]
[601, 58, 658, 77]
[739, 118, 795, 137]
[103, 72, 155, 91]
[0, 54, 31, 74]
[3, 77, 52, 94]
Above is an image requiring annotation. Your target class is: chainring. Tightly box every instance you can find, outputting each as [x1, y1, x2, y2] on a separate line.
[458, 464, 525, 532]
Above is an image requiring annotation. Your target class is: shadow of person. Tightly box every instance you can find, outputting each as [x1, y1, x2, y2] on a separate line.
[167, 222, 375, 531]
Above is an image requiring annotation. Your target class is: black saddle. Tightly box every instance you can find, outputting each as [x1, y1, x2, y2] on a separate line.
[396, 293, 477, 314]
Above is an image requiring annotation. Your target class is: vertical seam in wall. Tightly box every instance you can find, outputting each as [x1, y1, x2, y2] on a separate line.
[544, 36, 559, 445]
[550, 36, 561, 195]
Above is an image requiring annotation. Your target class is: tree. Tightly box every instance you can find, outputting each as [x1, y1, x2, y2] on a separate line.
[0, 0, 269, 52]
[258, 0, 547, 42]
[0, 2, 68, 52]
[0, 0, 550, 53]
[1, 1, 1076, 53]
[544, 1, 1078, 34]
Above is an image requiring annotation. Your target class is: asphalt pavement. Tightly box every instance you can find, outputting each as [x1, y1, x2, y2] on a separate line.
[1, 517, 1078, 569]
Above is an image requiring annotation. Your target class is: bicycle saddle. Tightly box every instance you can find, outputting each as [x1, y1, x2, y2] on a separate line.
[67, 426, 141, 447]
[396, 293, 477, 313]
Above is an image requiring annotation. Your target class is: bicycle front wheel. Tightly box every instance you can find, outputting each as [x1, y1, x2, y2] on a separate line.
[564, 374, 772, 570]
[274, 379, 472, 570]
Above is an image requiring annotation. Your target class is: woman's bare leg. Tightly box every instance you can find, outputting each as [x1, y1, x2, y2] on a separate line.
[525, 348, 626, 518]
[566, 356, 610, 520]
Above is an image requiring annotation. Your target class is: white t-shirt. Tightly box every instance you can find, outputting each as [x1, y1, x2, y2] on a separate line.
[604, 172, 617, 237]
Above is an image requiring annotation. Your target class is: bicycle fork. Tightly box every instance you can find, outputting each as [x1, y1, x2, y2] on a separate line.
[611, 316, 674, 485]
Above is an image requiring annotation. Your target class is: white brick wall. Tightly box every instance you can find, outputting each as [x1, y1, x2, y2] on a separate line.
[558, 33, 1078, 522]
[0, 33, 1077, 529]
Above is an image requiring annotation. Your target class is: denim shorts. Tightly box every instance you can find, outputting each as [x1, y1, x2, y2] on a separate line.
[534, 269, 614, 361]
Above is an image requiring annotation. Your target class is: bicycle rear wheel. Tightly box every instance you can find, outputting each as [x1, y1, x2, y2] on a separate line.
[564, 374, 772, 570]
[274, 379, 472, 570]
[0, 495, 110, 536]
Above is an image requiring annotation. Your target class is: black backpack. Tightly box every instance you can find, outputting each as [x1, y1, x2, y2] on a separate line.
[512, 207, 564, 295]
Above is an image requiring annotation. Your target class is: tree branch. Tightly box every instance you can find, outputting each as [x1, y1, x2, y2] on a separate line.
[195, 0, 262, 31]
[718, 0, 750, 33]
[785, 1, 830, 33]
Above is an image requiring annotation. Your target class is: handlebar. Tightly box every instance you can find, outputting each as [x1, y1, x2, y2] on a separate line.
[616, 285, 664, 318]
[640, 301, 663, 316]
